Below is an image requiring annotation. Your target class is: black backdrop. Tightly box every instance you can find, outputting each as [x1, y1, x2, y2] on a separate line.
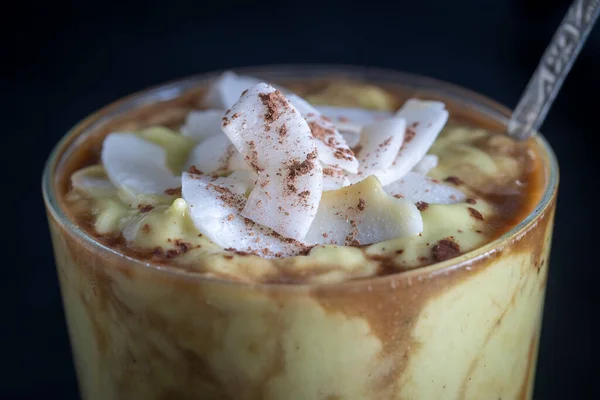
[4, 0, 599, 398]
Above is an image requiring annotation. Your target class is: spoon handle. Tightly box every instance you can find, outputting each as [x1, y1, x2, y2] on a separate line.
[508, 0, 600, 141]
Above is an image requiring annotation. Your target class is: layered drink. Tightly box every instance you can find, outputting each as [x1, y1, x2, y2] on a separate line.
[43, 66, 558, 400]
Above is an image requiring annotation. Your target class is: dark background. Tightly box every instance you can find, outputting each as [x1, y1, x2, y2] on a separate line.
[4, 0, 599, 398]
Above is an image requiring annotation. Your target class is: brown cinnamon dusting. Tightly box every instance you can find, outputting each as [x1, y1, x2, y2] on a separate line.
[357, 198, 366, 211]
[468, 207, 485, 221]
[323, 167, 337, 177]
[415, 201, 429, 211]
[345, 230, 361, 246]
[226, 214, 235, 221]
[258, 91, 288, 122]
[379, 137, 392, 148]
[287, 150, 317, 179]
[247, 141, 263, 172]
[278, 125, 288, 137]
[165, 187, 182, 196]
[401, 129, 416, 150]
[466, 198, 477, 204]
[153, 239, 195, 259]
[432, 238, 461, 262]
[141, 224, 151, 234]
[334, 148, 354, 161]
[346, 237, 361, 247]
[188, 166, 203, 175]
[308, 121, 334, 142]
[444, 176, 463, 185]
[224, 247, 251, 256]
[307, 120, 354, 161]
[138, 204, 154, 213]
[209, 184, 244, 211]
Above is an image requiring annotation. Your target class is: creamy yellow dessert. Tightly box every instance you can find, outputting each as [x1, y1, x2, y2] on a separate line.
[45, 70, 556, 400]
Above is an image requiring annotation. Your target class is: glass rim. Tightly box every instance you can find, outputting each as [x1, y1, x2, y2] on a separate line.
[42, 64, 560, 290]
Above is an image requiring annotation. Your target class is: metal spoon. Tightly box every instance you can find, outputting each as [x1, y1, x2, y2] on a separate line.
[507, 0, 600, 141]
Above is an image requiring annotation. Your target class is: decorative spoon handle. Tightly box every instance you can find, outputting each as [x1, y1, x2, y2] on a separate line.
[508, 0, 600, 141]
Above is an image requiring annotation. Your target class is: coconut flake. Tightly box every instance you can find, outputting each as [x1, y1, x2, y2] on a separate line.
[71, 166, 117, 197]
[315, 105, 393, 134]
[384, 171, 465, 204]
[182, 173, 308, 257]
[186, 134, 250, 174]
[287, 94, 359, 174]
[355, 117, 406, 175]
[305, 176, 422, 245]
[221, 83, 323, 241]
[374, 99, 449, 186]
[181, 110, 225, 140]
[226, 169, 258, 192]
[341, 131, 361, 148]
[203, 71, 262, 109]
[101, 133, 180, 196]
[412, 154, 439, 175]
[322, 164, 350, 191]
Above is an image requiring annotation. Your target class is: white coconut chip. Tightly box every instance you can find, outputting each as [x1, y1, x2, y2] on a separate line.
[322, 164, 350, 191]
[374, 99, 449, 186]
[71, 166, 117, 197]
[315, 105, 393, 134]
[304, 176, 423, 246]
[226, 169, 258, 191]
[101, 133, 180, 196]
[180, 110, 225, 140]
[186, 134, 250, 174]
[182, 172, 309, 257]
[356, 117, 406, 175]
[286, 94, 359, 174]
[221, 83, 323, 241]
[341, 131, 361, 148]
[203, 71, 262, 109]
[383, 171, 465, 204]
[412, 154, 439, 175]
